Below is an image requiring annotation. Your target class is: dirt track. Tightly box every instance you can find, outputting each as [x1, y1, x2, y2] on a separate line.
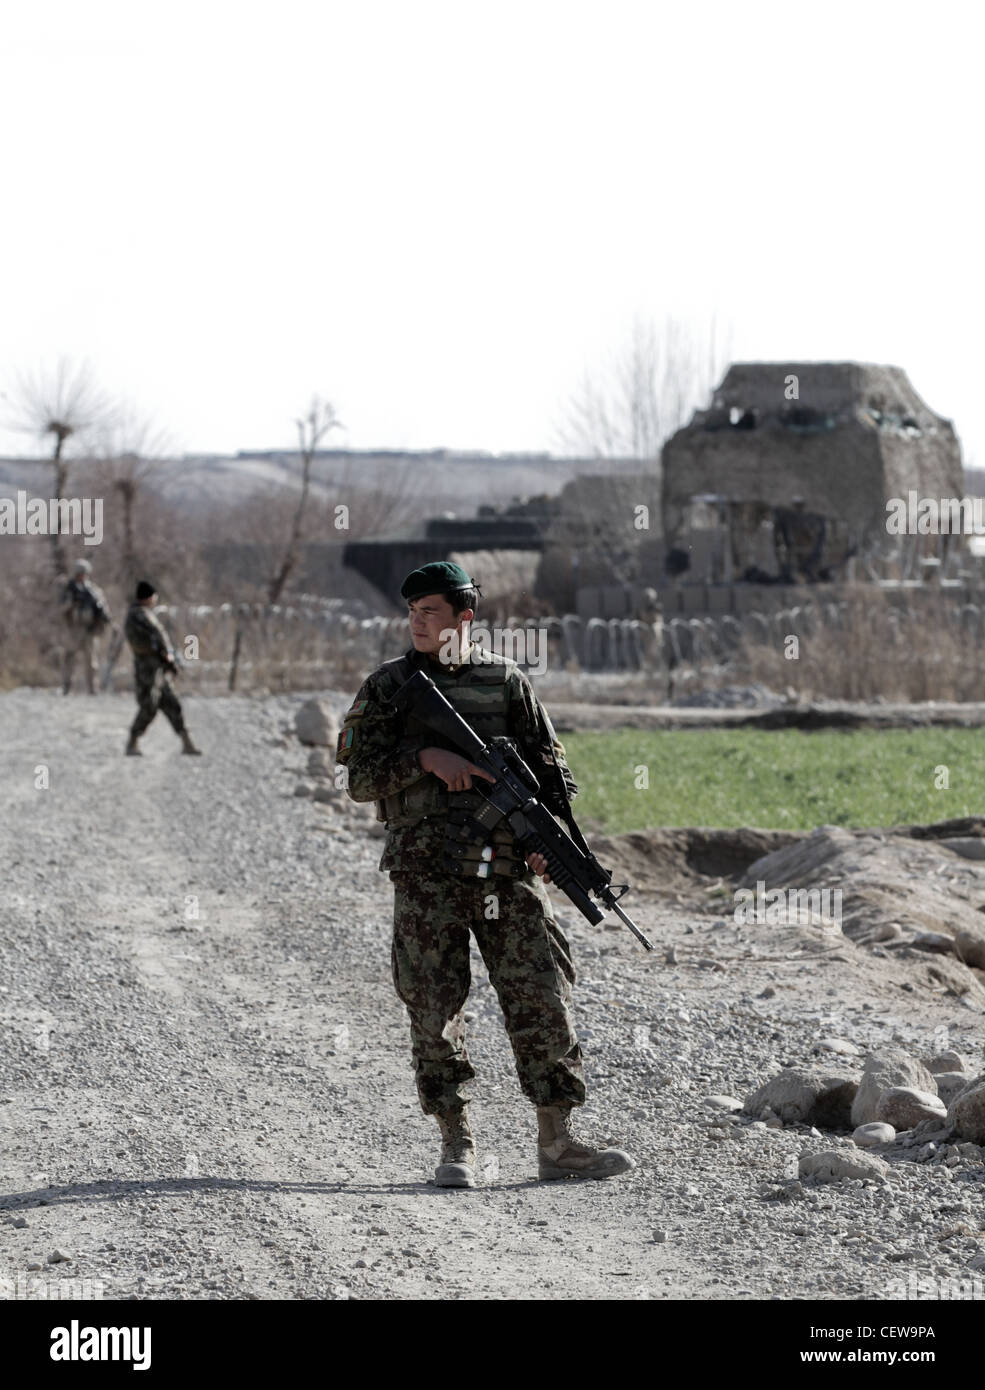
[2, 688, 984, 1302]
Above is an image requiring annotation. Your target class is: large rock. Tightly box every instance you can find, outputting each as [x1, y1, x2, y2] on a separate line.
[799, 1148, 890, 1183]
[922, 1051, 967, 1075]
[295, 699, 340, 747]
[850, 1049, 937, 1127]
[954, 928, 985, 969]
[933, 1072, 972, 1106]
[743, 1068, 858, 1128]
[874, 1087, 947, 1132]
[947, 1072, 985, 1143]
[852, 1122, 896, 1148]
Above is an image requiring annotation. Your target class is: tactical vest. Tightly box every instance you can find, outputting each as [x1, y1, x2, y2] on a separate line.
[379, 650, 536, 879]
[377, 651, 513, 829]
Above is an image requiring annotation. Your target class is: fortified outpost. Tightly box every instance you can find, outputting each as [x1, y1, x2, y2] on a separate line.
[660, 362, 964, 587]
[338, 362, 966, 619]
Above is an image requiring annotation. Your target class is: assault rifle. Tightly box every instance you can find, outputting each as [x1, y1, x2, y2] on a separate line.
[390, 669, 653, 951]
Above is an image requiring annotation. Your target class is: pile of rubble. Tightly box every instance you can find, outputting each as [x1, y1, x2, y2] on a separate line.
[737, 1046, 985, 1185]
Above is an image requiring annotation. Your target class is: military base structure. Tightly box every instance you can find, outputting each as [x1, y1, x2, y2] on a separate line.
[343, 362, 972, 622]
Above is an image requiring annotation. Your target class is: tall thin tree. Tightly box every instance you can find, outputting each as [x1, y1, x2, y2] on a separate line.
[5, 358, 113, 578]
[267, 395, 342, 604]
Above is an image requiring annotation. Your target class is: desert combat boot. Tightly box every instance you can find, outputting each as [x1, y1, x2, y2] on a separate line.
[537, 1105, 636, 1180]
[434, 1110, 477, 1188]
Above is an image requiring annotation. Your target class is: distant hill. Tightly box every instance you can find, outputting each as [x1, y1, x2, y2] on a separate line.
[0, 448, 649, 521]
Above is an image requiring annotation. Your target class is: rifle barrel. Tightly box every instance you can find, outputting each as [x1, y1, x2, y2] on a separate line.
[610, 900, 654, 952]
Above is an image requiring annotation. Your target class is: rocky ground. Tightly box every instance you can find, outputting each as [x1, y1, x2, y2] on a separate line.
[2, 687, 984, 1303]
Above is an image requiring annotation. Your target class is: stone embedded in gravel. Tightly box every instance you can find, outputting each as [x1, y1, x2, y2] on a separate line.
[306, 749, 333, 778]
[46, 1250, 72, 1264]
[799, 1149, 890, 1183]
[295, 699, 340, 747]
[923, 1051, 967, 1075]
[853, 1122, 896, 1147]
[851, 1049, 938, 1127]
[815, 1038, 861, 1056]
[933, 1072, 971, 1106]
[702, 1095, 744, 1111]
[875, 1087, 947, 1131]
[744, 1067, 858, 1127]
[293, 781, 313, 798]
[653, 1230, 668, 1243]
[946, 1073, 985, 1143]
[953, 928, 985, 969]
[27, 1262, 42, 1271]
[12, 1216, 29, 1228]
[910, 932, 957, 955]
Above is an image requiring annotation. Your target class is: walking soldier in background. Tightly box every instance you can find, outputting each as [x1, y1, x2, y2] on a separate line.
[61, 558, 111, 694]
[336, 560, 634, 1187]
[123, 580, 201, 757]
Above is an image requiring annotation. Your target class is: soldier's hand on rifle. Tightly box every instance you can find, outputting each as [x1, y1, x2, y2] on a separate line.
[418, 747, 496, 792]
[526, 852, 551, 884]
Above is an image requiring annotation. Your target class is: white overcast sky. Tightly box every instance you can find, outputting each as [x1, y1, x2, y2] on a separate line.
[1, 0, 981, 464]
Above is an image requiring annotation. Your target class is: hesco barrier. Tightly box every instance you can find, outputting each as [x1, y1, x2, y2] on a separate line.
[98, 585, 985, 690]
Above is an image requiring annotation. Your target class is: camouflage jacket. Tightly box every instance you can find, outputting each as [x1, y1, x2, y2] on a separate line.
[62, 578, 111, 631]
[124, 603, 174, 668]
[337, 645, 578, 874]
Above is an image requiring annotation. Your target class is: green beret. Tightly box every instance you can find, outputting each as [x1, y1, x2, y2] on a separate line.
[400, 561, 477, 602]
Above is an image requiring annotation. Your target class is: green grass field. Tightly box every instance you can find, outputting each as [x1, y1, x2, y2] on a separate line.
[561, 728, 985, 832]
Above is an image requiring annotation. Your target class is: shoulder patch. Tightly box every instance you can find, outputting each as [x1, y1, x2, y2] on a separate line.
[346, 698, 369, 718]
[337, 726, 355, 756]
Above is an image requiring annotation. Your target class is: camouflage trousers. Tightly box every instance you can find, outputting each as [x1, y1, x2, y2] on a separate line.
[389, 870, 586, 1115]
[62, 628, 97, 694]
[130, 661, 186, 738]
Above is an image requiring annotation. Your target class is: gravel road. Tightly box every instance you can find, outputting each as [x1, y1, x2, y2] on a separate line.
[2, 688, 984, 1302]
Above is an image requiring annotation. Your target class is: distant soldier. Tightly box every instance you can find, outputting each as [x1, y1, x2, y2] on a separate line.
[123, 581, 201, 757]
[61, 558, 112, 695]
[336, 560, 634, 1188]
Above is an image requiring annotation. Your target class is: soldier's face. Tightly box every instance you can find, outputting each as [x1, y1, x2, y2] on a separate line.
[408, 594, 471, 654]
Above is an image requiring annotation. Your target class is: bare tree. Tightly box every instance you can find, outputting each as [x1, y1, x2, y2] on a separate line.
[92, 407, 177, 598]
[267, 395, 342, 604]
[4, 358, 114, 578]
[557, 314, 732, 462]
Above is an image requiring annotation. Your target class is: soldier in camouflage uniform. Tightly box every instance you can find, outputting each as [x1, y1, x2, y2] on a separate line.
[336, 560, 634, 1187]
[123, 580, 201, 757]
[61, 558, 111, 694]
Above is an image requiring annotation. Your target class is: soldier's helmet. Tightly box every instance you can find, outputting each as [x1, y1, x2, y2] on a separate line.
[73, 558, 92, 576]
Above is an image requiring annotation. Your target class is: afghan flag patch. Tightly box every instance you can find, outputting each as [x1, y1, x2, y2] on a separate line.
[338, 727, 354, 754]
